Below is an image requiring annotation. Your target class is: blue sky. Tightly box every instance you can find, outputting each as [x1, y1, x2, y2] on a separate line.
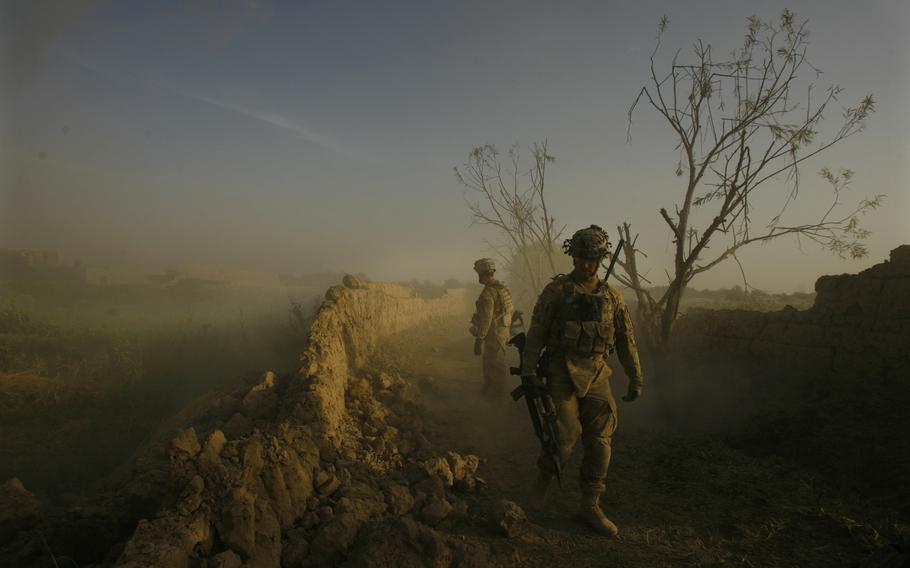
[1, 0, 908, 291]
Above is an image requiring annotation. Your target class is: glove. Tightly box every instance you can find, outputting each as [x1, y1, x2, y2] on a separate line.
[473, 338, 483, 356]
[622, 384, 642, 402]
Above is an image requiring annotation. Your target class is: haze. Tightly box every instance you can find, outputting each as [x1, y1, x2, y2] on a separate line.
[2, 0, 908, 292]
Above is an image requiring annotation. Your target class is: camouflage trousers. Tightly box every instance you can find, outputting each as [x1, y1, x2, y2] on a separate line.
[481, 334, 509, 398]
[537, 356, 618, 495]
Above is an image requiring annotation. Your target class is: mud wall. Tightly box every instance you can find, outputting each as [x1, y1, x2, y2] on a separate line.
[291, 277, 470, 441]
[670, 245, 910, 380]
[663, 246, 910, 513]
[114, 277, 471, 567]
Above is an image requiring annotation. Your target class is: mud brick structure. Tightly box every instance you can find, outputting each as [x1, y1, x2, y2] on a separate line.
[670, 245, 910, 380]
[116, 279, 473, 567]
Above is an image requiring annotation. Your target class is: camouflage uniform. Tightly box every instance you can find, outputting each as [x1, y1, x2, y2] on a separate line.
[520, 225, 642, 536]
[470, 259, 514, 397]
[521, 275, 642, 494]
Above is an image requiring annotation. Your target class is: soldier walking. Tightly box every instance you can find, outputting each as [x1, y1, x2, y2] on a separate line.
[520, 225, 643, 536]
[469, 258, 514, 398]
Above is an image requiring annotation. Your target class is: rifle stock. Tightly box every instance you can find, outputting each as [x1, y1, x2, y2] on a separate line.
[508, 332, 562, 487]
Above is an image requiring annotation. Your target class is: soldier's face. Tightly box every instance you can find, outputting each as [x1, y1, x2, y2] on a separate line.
[573, 257, 600, 280]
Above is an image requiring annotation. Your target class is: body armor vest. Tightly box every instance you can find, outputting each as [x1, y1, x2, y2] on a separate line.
[548, 277, 616, 357]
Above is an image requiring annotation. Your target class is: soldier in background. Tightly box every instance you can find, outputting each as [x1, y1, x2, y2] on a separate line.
[520, 225, 643, 536]
[469, 258, 514, 398]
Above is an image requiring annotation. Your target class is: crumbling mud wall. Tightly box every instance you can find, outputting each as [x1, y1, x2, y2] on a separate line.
[106, 278, 475, 567]
[665, 245, 910, 511]
[290, 277, 470, 441]
[670, 245, 910, 379]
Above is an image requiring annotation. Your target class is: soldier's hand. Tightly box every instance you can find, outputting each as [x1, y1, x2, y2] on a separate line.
[622, 384, 642, 402]
[473, 338, 483, 356]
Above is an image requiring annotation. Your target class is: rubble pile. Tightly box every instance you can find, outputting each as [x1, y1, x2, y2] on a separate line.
[118, 367, 489, 568]
[112, 278, 493, 567]
[0, 277, 492, 567]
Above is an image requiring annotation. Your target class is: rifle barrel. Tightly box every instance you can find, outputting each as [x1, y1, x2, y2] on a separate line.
[603, 238, 625, 282]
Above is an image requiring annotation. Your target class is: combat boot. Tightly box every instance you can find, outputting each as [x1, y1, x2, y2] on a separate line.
[577, 492, 619, 536]
[528, 471, 553, 510]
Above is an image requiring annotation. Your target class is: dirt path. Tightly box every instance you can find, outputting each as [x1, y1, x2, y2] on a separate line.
[392, 317, 902, 568]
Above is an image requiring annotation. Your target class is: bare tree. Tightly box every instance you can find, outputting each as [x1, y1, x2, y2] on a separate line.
[453, 141, 566, 303]
[621, 10, 884, 348]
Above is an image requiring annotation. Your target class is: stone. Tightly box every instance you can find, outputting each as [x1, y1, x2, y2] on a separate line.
[169, 428, 201, 459]
[315, 471, 341, 497]
[177, 476, 206, 516]
[348, 377, 374, 402]
[324, 285, 345, 302]
[492, 499, 527, 538]
[454, 454, 481, 491]
[118, 511, 211, 568]
[263, 464, 295, 528]
[384, 484, 414, 516]
[422, 457, 454, 487]
[281, 451, 316, 514]
[375, 373, 394, 391]
[200, 430, 227, 463]
[420, 497, 453, 526]
[445, 452, 468, 483]
[217, 488, 257, 558]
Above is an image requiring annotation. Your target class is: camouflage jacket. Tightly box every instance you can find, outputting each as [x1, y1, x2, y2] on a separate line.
[470, 281, 514, 341]
[521, 274, 643, 396]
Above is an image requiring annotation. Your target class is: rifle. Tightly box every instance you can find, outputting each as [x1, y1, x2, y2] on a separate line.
[603, 238, 625, 282]
[508, 332, 562, 487]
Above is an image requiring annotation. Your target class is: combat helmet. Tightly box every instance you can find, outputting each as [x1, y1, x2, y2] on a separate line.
[563, 225, 611, 260]
[473, 258, 496, 275]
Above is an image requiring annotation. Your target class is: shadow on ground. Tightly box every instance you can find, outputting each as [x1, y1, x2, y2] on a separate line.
[389, 316, 909, 568]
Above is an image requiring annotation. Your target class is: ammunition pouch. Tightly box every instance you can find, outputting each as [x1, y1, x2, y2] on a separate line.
[562, 320, 615, 356]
